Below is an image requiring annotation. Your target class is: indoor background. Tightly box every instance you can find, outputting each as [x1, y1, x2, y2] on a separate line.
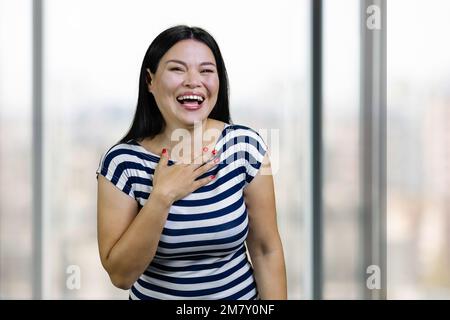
[0, 0, 449, 299]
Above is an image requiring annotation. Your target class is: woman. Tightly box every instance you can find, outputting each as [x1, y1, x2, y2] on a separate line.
[96, 25, 287, 300]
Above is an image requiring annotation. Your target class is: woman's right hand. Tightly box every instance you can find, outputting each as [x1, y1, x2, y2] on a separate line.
[151, 148, 219, 204]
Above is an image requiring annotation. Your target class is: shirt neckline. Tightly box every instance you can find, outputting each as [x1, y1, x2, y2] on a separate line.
[132, 123, 230, 161]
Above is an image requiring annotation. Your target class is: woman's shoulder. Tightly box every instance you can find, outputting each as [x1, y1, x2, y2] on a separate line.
[96, 140, 158, 178]
[102, 140, 139, 157]
[223, 123, 264, 140]
[100, 140, 157, 163]
[210, 119, 256, 133]
[218, 123, 268, 157]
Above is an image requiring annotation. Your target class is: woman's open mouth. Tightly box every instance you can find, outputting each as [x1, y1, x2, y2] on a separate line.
[176, 94, 205, 111]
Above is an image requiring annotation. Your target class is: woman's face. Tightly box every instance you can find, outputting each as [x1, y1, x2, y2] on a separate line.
[147, 39, 220, 129]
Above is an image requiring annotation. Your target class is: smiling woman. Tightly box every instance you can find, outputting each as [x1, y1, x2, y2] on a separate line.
[146, 39, 220, 130]
[95, 25, 287, 300]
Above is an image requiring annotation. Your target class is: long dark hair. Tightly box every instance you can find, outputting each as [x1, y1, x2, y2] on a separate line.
[119, 25, 231, 144]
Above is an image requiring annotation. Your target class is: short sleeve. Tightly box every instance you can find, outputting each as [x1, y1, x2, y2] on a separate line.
[243, 128, 268, 186]
[96, 146, 135, 199]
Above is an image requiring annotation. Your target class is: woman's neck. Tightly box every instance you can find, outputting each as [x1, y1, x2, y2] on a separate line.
[160, 118, 208, 144]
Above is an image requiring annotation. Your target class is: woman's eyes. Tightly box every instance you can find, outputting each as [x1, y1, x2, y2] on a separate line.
[169, 67, 214, 73]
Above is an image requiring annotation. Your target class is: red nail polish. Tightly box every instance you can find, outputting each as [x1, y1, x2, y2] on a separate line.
[211, 175, 216, 180]
[203, 147, 208, 152]
[162, 148, 167, 154]
[212, 149, 217, 155]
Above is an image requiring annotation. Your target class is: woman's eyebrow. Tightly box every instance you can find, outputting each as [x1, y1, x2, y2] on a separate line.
[200, 62, 216, 67]
[165, 59, 216, 67]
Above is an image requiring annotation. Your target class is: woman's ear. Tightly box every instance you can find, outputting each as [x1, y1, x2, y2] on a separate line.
[146, 68, 154, 92]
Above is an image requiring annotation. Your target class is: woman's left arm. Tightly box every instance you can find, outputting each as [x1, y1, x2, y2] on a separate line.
[244, 153, 287, 300]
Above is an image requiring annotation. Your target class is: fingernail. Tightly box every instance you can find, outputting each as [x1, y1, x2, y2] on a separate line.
[214, 158, 220, 164]
[211, 175, 216, 180]
[212, 149, 217, 155]
[162, 148, 167, 154]
[203, 147, 208, 152]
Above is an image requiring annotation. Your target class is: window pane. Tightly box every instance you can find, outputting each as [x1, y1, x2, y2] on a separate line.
[388, 0, 450, 299]
[0, 0, 33, 299]
[323, 0, 362, 299]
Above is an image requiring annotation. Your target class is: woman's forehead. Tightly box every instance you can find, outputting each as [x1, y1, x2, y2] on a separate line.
[162, 39, 216, 64]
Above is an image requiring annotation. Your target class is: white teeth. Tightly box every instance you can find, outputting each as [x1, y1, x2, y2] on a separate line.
[177, 95, 204, 102]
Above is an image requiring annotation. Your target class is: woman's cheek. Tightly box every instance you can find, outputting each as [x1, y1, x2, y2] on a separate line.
[205, 77, 220, 94]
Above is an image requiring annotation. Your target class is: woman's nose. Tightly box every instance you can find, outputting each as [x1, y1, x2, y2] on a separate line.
[183, 70, 201, 87]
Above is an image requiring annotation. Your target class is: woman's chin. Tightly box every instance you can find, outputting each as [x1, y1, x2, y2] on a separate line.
[177, 110, 210, 126]
[181, 117, 207, 127]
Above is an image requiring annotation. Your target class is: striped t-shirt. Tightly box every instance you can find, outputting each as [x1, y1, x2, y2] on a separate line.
[96, 124, 267, 300]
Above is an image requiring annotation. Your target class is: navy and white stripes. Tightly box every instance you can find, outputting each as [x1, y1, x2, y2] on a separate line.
[96, 124, 267, 300]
